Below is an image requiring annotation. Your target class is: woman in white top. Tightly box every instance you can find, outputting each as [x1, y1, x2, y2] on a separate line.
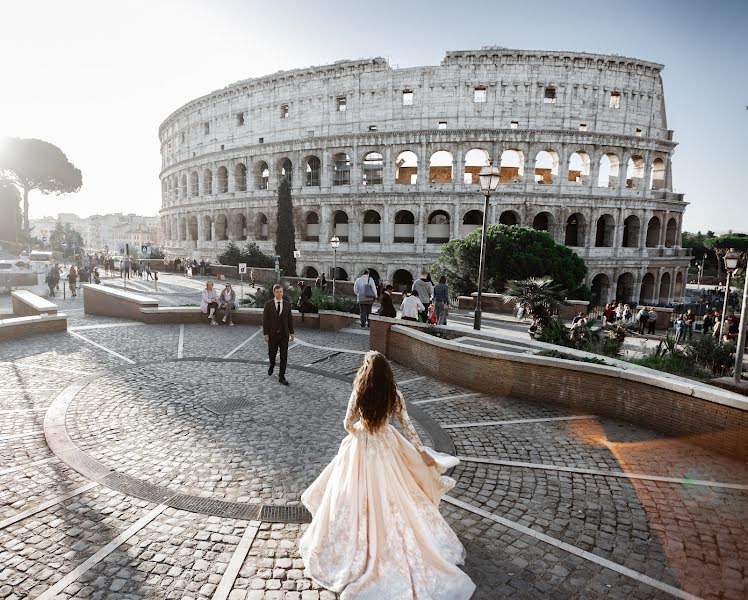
[400, 292, 425, 322]
[200, 281, 220, 325]
[300, 351, 475, 599]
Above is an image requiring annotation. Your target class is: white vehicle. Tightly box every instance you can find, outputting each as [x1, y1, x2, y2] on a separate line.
[0, 259, 32, 273]
[28, 251, 56, 274]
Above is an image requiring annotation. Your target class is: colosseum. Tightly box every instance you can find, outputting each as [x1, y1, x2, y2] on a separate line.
[159, 47, 690, 307]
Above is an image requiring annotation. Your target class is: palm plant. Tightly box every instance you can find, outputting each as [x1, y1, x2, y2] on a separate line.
[499, 277, 568, 329]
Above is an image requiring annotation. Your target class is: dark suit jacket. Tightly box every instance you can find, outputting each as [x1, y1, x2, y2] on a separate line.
[379, 292, 397, 318]
[263, 298, 295, 338]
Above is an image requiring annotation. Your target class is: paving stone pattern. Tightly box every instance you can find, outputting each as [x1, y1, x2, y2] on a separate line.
[0, 318, 746, 598]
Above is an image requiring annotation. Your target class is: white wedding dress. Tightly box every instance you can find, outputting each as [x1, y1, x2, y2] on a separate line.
[299, 389, 476, 600]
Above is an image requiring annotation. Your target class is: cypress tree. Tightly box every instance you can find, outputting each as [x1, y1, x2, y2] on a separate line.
[275, 177, 297, 276]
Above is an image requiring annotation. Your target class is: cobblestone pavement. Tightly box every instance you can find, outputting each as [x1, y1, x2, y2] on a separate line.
[0, 301, 746, 599]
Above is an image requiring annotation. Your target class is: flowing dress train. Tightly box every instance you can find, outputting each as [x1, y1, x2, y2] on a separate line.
[299, 390, 475, 600]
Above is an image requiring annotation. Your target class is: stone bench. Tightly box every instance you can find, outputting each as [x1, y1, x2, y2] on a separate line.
[83, 284, 159, 320]
[0, 314, 67, 341]
[11, 290, 58, 316]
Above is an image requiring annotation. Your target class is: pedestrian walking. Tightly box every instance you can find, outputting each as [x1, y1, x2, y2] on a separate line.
[674, 313, 687, 344]
[378, 284, 397, 318]
[67, 266, 78, 298]
[353, 269, 378, 329]
[433, 276, 450, 325]
[647, 307, 658, 335]
[400, 290, 424, 322]
[262, 284, 294, 386]
[636, 307, 647, 334]
[412, 271, 434, 323]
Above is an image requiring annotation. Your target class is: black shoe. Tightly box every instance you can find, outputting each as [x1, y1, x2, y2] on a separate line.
[268, 365, 274, 376]
[279, 377, 289, 386]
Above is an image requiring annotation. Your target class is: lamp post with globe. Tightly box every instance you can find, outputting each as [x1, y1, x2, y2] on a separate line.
[330, 235, 340, 301]
[474, 162, 501, 330]
[720, 249, 740, 341]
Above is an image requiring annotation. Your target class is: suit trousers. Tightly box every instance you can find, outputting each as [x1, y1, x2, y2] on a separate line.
[268, 335, 289, 378]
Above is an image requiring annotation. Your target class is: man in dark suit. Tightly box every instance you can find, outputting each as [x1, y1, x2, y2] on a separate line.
[379, 284, 397, 318]
[263, 284, 295, 385]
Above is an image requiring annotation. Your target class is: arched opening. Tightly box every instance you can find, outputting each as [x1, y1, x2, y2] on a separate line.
[500, 149, 524, 183]
[188, 216, 198, 242]
[567, 151, 591, 184]
[429, 150, 453, 184]
[463, 148, 490, 184]
[597, 153, 620, 188]
[201, 215, 212, 241]
[590, 274, 611, 306]
[217, 166, 228, 193]
[626, 156, 645, 189]
[305, 156, 321, 187]
[179, 217, 187, 241]
[333, 153, 351, 186]
[230, 213, 247, 240]
[256, 213, 268, 241]
[674, 272, 684, 300]
[659, 272, 671, 305]
[235, 163, 247, 192]
[173, 176, 179, 200]
[565, 213, 586, 247]
[366, 268, 381, 284]
[534, 150, 559, 184]
[331, 266, 348, 281]
[595, 214, 615, 247]
[394, 210, 415, 243]
[616, 272, 635, 305]
[279, 158, 292, 186]
[646, 217, 661, 247]
[532, 212, 553, 232]
[257, 162, 269, 190]
[203, 169, 212, 195]
[302, 266, 319, 279]
[499, 211, 519, 226]
[304, 211, 320, 242]
[622, 215, 640, 248]
[392, 269, 414, 293]
[427, 210, 450, 244]
[395, 151, 418, 185]
[168, 179, 174, 200]
[190, 172, 199, 197]
[181, 174, 188, 198]
[215, 214, 228, 241]
[650, 157, 666, 190]
[363, 210, 381, 243]
[333, 210, 349, 242]
[461, 210, 483, 236]
[665, 218, 678, 248]
[640, 273, 656, 304]
[362, 152, 384, 185]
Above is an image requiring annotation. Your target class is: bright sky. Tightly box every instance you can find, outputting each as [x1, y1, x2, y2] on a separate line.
[0, 0, 745, 233]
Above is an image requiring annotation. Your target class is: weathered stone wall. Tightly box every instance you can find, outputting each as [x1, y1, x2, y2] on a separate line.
[158, 48, 690, 306]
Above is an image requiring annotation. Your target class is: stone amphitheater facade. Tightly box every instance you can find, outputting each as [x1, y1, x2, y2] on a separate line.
[159, 48, 690, 306]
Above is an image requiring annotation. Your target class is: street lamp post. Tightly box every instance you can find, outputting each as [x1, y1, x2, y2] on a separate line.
[720, 249, 739, 340]
[330, 236, 340, 301]
[474, 162, 501, 330]
[732, 254, 747, 384]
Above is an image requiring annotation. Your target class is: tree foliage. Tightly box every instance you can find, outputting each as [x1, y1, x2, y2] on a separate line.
[0, 137, 82, 235]
[431, 225, 588, 297]
[0, 178, 21, 242]
[217, 241, 274, 268]
[49, 220, 84, 256]
[275, 178, 297, 276]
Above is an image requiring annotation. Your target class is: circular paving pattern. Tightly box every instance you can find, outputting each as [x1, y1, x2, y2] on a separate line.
[45, 358, 441, 522]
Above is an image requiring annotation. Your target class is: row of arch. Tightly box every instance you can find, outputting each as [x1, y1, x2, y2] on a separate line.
[591, 271, 685, 307]
[161, 148, 668, 200]
[165, 208, 680, 250]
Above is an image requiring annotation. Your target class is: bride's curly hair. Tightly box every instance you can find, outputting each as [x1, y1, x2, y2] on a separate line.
[353, 351, 398, 432]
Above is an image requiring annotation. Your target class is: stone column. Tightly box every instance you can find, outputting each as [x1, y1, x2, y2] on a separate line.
[321, 151, 331, 190]
[589, 148, 601, 190]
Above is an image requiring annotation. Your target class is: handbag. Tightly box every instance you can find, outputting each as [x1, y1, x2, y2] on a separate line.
[364, 276, 377, 299]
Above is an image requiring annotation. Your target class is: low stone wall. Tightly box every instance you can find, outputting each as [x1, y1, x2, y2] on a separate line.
[83, 284, 159, 320]
[458, 294, 589, 319]
[11, 290, 58, 316]
[369, 317, 748, 459]
[0, 314, 67, 340]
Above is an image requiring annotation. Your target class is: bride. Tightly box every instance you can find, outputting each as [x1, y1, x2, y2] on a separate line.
[299, 350, 475, 599]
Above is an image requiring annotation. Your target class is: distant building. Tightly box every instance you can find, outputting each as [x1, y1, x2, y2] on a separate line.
[30, 213, 161, 255]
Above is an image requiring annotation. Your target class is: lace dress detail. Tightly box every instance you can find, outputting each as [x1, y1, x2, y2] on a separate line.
[300, 388, 475, 600]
